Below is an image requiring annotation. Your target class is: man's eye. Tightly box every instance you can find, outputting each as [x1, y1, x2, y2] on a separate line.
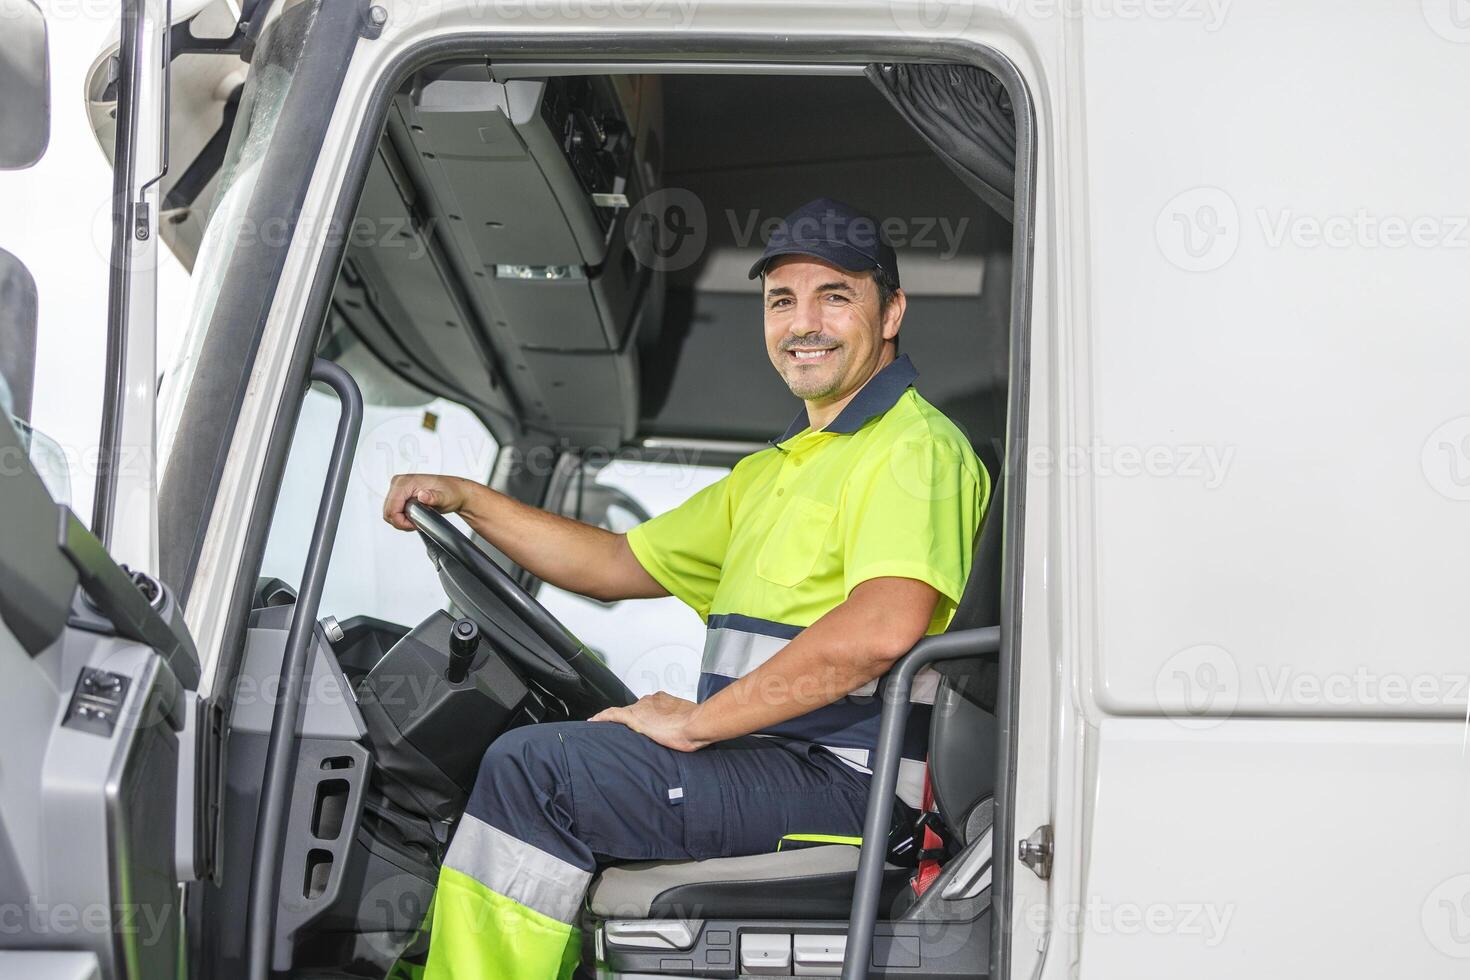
[825, 293, 849, 304]
[769, 298, 791, 309]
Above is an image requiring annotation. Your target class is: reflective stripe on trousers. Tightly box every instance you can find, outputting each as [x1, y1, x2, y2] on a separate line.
[423, 720, 874, 978]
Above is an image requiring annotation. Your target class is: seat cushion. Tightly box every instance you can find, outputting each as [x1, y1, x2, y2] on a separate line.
[586, 845, 912, 919]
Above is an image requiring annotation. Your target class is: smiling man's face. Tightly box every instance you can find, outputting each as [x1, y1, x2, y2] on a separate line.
[763, 255, 904, 413]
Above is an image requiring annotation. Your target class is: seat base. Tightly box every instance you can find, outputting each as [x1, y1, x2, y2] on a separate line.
[590, 914, 989, 979]
[586, 845, 912, 920]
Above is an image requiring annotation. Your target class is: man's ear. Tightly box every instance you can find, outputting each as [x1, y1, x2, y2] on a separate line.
[882, 288, 906, 343]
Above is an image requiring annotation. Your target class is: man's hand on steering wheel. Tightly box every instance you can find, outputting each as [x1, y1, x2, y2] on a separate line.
[383, 473, 472, 531]
[379, 473, 638, 714]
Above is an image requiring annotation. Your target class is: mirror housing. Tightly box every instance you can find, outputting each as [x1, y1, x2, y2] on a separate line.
[0, 0, 50, 170]
[0, 248, 39, 423]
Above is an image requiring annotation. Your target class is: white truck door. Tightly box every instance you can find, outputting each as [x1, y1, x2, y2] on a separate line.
[0, 5, 193, 980]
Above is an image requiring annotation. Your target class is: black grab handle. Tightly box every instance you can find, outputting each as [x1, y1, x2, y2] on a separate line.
[842, 626, 1001, 979]
[245, 359, 363, 980]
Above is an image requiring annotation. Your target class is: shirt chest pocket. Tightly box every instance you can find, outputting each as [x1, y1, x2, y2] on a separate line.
[756, 495, 838, 588]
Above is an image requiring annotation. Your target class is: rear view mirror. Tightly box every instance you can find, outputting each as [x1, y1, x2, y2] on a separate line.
[0, 248, 38, 422]
[0, 0, 50, 169]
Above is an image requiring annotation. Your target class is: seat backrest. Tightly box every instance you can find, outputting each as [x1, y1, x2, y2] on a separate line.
[927, 471, 1003, 840]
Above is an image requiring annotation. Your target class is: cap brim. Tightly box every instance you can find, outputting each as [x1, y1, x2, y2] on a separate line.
[746, 242, 881, 280]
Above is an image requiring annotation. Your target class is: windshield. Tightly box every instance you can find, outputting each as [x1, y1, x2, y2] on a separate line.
[156, 15, 310, 472]
[153, 1, 354, 599]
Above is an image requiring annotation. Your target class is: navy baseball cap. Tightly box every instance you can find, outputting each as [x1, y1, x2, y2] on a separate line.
[747, 197, 901, 288]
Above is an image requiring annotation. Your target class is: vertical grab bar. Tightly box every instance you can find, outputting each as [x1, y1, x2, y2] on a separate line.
[841, 626, 1001, 980]
[245, 359, 362, 980]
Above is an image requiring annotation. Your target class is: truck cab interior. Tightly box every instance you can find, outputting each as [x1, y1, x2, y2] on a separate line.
[191, 54, 1021, 980]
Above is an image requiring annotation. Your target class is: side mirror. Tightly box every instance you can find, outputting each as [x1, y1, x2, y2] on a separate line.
[0, 0, 50, 170]
[0, 248, 39, 424]
[0, 250, 67, 505]
[566, 481, 654, 534]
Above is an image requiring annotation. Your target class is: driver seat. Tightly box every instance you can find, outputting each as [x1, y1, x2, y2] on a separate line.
[583, 477, 1003, 977]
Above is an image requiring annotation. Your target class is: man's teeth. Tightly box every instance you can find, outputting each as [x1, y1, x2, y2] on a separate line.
[793, 349, 831, 360]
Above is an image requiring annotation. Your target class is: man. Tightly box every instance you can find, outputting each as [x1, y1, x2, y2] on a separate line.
[382, 198, 989, 978]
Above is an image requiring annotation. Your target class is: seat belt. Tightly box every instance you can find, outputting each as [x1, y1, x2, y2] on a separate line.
[910, 762, 949, 898]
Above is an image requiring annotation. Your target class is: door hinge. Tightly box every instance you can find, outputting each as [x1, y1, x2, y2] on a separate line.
[1018, 824, 1053, 880]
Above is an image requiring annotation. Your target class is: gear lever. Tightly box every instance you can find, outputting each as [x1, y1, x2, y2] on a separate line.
[447, 618, 480, 684]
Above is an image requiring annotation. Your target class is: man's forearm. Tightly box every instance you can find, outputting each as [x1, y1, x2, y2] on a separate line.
[451, 478, 666, 602]
[683, 577, 939, 746]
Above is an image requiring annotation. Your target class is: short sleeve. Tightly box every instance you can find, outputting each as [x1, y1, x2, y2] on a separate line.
[625, 474, 735, 620]
[841, 434, 989, 630]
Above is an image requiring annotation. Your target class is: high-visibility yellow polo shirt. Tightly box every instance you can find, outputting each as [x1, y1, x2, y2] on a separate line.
[626, 354, 989, 806]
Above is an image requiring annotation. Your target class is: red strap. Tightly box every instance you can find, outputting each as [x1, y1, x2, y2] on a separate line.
[911, 762, 944, 897]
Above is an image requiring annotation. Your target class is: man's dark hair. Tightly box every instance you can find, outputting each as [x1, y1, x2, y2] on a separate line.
[872, 267, 900, 315]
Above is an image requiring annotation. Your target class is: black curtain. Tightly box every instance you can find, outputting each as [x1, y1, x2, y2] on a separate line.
[866, 63, 1017, 222]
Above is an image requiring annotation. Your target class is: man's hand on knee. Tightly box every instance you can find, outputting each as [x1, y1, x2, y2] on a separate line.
[590, 692, 709, 753]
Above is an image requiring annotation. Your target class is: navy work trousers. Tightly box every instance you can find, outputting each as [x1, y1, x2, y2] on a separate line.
[422, 720, 878, 977]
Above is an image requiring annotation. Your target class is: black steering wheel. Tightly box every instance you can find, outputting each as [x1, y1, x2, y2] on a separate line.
[405, 499, 634, 713]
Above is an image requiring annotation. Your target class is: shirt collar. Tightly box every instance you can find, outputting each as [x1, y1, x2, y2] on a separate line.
[772, 354, 919, 447]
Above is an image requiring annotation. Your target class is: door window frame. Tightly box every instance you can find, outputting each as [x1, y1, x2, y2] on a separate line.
[206, 29, 1035, 978]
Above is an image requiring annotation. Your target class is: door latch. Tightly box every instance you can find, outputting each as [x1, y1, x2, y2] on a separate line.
[1018, 824, 1053, 880]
